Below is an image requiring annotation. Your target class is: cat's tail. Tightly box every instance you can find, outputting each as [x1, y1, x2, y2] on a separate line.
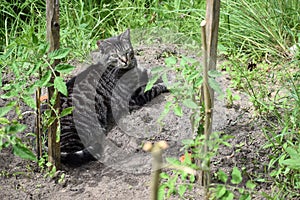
[129, 83, 168, 108]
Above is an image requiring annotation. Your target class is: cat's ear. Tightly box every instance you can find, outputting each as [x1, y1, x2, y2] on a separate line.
[119, 29, 130, 42]
[97, 40, 101, 48]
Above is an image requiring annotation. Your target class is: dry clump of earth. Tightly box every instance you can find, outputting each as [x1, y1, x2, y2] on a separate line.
[0, 41, 272, 199]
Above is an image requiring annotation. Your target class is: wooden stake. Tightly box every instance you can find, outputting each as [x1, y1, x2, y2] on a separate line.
[46, 0, 61, 169]
[198, 1, 220, 199]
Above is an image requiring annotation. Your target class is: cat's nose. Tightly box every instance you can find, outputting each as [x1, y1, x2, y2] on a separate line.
[119, 55, 128, 65]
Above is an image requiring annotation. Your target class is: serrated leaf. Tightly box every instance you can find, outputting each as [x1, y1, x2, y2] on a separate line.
[22, 96, 36, 109]
[217, 169, 228, 183]
[178, 185, 187, 197]
[0, 106, 13, 117]
[183, 99, 198, 109]
[181, 139, 195, 146]
[54, 76, 68, 96]
[55, 64, 75, 74]
[246, 180, 256, 189]
[5, 124, 27, 134]
[226, 191, 234, 200]
[13, 143, 37, 161]
[173, 104, 183, 117]
[231, 167, 242, 184]
[216, 185, 227, 198]
[160, 172, 169, 179]
[182, 56, 199, 65]
[48, 48, 71, 60]
[166, 157, 181, 165]
[208, 77, 223, 96]
[40, 70, 52, 86]
[158, 101, 172, 122]
[158, 184, 167, 200]
[60, 107, 73, 117]
[145, 74, 160, 92]
[1, 90, 18, 99]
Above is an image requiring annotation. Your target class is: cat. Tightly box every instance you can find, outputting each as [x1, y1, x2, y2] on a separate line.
[50, 29, 168, 166]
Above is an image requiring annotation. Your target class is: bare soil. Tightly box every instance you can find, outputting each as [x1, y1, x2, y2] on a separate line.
[0, 43, 272, 199]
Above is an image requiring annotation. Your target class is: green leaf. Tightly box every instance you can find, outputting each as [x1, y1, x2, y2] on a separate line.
[166, 157, 181, 165]
[158, 101, 172, 122]
[158, 184, 167, 200]
[38, 43, 50, 55]
[181, 139, 195, 146]
[189, 174, 196, 183]
[285, 147, 298, 159]
[240, 193, 251, 200]
[282, 158, 300, 168]
[208, 77, 224, 96]
[178, 185, 187, 197]
[0, 106, 13, 117]
[13, 143, 37, 161]
[48, 48, 71, 60]
[217, 169, 228, 183]
[151, 66, 165, 73]
[173, 104, 183, 117]
[183, 99, 198, 109]
[216, 185, 227, 198]
[54, 77, 68, 96]
[22, 95, 36, 109]
[162, 73, 169, 86]
[246, 180, 256, 189]
[225, 191, 234, 200]
[165, 56, 177, 67]
[231, 167, 242, 184]
[208, 70, 222, 78]
[160, 172, 169, 179]
[0, 117, 10, 124]
[0, 68, 2, 87]
[181, 56, 199, 65]
[55, 64, 75, 74]
[5, 124, 27, 134]
[40, 70, 52, 86]
[1, 90, 18, 99]
[60, 107, 74, 117]
[145, 74, 160, 92]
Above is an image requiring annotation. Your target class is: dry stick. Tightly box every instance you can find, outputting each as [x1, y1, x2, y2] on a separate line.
[143, 141, 168, 200]
[35, 85, 42, 161]
[200, 20, 212, 199]
[46, 0, 61, 169]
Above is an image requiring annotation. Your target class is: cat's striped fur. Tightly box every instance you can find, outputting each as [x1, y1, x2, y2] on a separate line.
[52, 29, 168, 166]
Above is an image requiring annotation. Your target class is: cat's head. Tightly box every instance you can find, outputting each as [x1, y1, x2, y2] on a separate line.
[96, 29, 136, 70]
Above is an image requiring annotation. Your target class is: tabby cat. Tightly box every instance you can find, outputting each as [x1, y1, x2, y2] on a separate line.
[53, 29, 167, 166]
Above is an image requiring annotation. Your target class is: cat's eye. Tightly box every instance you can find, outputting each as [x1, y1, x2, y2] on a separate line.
[128, 51, 134, 59]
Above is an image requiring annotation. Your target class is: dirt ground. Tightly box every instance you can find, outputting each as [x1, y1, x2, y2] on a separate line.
[0, 39, 272, 199]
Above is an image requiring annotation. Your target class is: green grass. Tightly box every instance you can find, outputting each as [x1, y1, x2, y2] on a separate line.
[1, 0, 299, 199]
